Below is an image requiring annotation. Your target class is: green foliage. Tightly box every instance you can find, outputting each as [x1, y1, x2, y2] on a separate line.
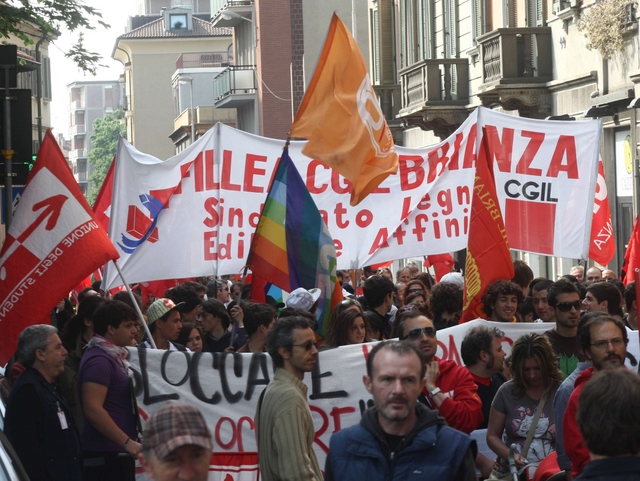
[87, 109, 125, 206]
[0, 1, 109, 74]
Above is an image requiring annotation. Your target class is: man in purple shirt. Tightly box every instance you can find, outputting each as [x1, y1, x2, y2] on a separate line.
[78, 299, 140, 481]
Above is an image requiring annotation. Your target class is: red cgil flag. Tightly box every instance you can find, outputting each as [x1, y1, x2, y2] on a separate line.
[460, 129, 515, 322]
[0, 130, 119, 364]
[588, 158, 615, 266]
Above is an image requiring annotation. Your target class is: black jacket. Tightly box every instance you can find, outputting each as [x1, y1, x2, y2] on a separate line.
[5, 368, 83, 481]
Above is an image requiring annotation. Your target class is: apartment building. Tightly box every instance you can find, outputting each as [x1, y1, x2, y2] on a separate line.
[67, 80, 122, 195]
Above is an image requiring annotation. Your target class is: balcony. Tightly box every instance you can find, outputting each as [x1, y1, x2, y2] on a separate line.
[397, 59, 470, 139]
[69, 149, 86, 159]
[211, 0, 254, 27]
[476, 27, 552, 115]
[170, 106, 237, 144]
[69, 124, 85, 136]
[373, 84, 404, 145]
[213, 66, 257, 108]
[74, 172, 88, 182]
[71, 99, 85, 111]
[176, 52, 232, 69]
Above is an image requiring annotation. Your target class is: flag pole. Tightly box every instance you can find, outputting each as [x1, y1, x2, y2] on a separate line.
[112, 259, 157, 349]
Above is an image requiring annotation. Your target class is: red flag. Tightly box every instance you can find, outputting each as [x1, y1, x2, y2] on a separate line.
[460, 130, 515, 322]
[138, 278, 192, 305]
[92, 156, 115, 232]
[424, 254, 456, 282]
[0, 130, 119, 364]
[588, 159, 615, 266]
[621, 215, 640, 285]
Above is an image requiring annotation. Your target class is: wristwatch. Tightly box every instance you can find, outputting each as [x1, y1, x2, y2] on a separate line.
[429, 387, 441, 397]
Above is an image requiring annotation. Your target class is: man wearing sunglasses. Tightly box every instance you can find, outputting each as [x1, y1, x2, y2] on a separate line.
[546, 280, 586, 378]
[256, 316, 322, 481]
[396, 310, 483, 435]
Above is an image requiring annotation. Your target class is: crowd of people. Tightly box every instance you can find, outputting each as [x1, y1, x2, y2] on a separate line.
[2, 260, 640, 481]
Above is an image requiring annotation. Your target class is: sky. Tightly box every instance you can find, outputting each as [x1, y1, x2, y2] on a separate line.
[48, 0, 138, 136]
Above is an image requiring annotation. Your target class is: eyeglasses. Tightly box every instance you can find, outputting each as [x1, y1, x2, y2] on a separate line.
[405, 327, 436, 340]
[292, 341, 318, 350]
[408, 289, 425, 295]
[590, 338, 624, 350]
[556, 300, 581, 312]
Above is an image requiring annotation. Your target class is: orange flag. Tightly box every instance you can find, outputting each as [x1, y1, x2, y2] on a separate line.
[290, 13, 397, 206]
[460, 129, 515, 322]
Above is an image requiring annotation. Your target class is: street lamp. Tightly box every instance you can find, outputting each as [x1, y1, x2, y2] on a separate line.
[220, 9, 257, 47]
[179, 76, 195, 144]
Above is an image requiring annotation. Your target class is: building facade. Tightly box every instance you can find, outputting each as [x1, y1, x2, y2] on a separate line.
[67, 80, 122, 195]
[210, 0, 370, 140]
[368, 0, 638, 277]
[113, 7, 232, 159]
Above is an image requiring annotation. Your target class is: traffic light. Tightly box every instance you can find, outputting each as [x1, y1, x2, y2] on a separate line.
[0, 89, 33, 185]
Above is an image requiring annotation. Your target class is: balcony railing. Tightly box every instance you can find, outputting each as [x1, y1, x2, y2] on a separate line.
[211, 0, 253, 18]
[373, 84, 401, 123]
[477, 28, 552, 85]
[213, 65, 257, 107]
[69, 124, 85, 136]
[69, 149, 85, 159]
[176, 52, 232, 69]
[398, 59, 469, 116]
[71, 99, 85, 111]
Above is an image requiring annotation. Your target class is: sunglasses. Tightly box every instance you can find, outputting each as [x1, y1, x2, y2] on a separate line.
[406, 326, 436, 340]
[556, 300, 581, 312]
[340, 299, 361, 307]
[292, 341, 318, 350]
[408, 289, 425, 294]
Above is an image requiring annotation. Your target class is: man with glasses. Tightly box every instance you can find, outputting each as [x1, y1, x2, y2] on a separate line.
[256, 316, 322, 481]
[396, 310, 483, 435]
[546, 280, 586, 378]
[563, 315, 628, 478]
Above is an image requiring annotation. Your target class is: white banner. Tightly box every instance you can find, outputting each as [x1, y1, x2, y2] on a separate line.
[104, 108, 600, 289]
[130, 321, 638, 480]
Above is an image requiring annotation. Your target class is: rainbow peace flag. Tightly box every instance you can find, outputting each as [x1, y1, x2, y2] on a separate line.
[247, 148, 342, 335]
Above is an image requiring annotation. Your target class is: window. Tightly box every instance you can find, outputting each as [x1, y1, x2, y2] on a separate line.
[399, 0, 435, 69]
[170, 14, 188, 30]
[42, 56, 51, 101]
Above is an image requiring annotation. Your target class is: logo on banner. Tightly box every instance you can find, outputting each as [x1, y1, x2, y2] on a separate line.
[357, 74, 395, 158]
[503, 181, 559, 255]
[118, 193, 164, 254]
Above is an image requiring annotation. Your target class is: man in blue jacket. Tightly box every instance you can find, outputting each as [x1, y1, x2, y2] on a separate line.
[325, 340, 477, 481]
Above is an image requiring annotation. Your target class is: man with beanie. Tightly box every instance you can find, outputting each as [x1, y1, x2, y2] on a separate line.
[139, 402, 213, 481]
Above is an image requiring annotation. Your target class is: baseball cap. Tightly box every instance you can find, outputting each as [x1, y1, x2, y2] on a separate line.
[285, 287, 321, 311]
[439, 272, 464, 287]
[142, 402, 212, 460]
[146, 298, 185, 324]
